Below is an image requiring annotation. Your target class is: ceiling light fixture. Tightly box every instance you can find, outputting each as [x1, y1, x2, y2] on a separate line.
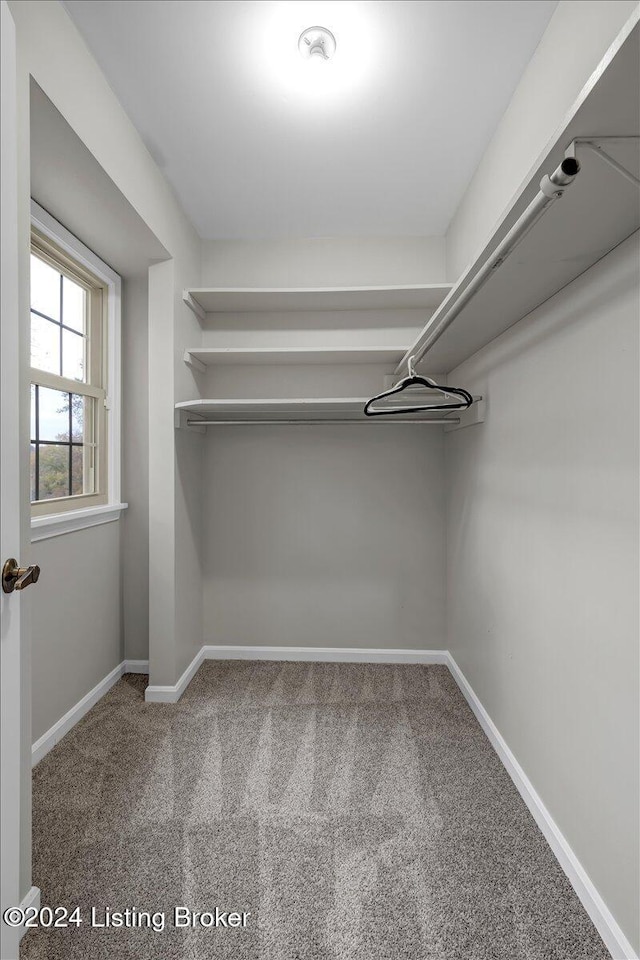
[251, 2, 380, 108]
[298, 26, 336, 62]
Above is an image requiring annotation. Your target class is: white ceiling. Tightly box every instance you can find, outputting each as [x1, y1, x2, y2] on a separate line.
[62, 0, 557, 241]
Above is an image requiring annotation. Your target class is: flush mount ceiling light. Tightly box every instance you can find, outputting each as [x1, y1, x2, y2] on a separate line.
[298, 26, 336, 62]
[251, 2, 380, 108]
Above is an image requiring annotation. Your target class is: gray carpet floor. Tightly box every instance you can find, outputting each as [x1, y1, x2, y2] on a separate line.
[21, 661, 609, 960]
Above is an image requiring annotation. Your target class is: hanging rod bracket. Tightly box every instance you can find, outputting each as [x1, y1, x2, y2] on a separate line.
[443, 397, 485, 433]
[566, 137, 640, 188]
[175, 409, 206, 433]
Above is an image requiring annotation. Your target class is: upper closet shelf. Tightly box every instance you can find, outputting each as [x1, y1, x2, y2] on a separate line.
[175, 397, 468, 425]
[183, 284, 452, 320]
[183, 346, 407, 370]
[401, 16, 640, 375]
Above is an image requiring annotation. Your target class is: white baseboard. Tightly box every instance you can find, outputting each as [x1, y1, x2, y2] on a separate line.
[2, 883, 41, 956]
[3, 885, 41, 955]
[32, 658, 149, 766]
[19, 885, 40, 940]
[123, 659, 149, 674]
[144, 645, 446, 702]
[19, 885, 40, 912]
[144, 647, 205, 703]
[445, 652, 637, 960]
[32, 662, 124, 766]
[202, 644, 449, 665]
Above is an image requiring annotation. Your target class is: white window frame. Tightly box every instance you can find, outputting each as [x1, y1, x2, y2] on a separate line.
[30, 201, 127, 542]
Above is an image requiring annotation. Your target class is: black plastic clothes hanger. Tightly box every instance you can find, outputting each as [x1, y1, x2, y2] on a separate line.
[364, 356, 473, 417]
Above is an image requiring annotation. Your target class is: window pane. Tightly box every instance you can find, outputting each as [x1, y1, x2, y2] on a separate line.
[62, 328, 85, 381]
[71, 446, 86, 496]
[38, 444, 69, 500]
[62, 275, 85, 333]
[31, 390, 93, 501]
[30, 443, 37, 501]
[30, 254, 60, 321]
[30, 236, 106, 512]
[38, 386, 70, 442]
[71, 394, 90, 442]
[31, 312, 60, 374]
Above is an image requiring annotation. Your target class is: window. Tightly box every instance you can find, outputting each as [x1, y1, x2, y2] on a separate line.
[30, 202, 124, 537]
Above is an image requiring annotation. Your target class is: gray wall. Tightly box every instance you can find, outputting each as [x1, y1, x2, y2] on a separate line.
[121, 273, 149, 662]
[200, 236, 446, 286]
[29, 269, 153, 740]
[147, 256, 204, 688]
[198, 236, 449, 656]
[31, 522, 122, 744]
[445, 231, 639, 953]
[203, 425, 446, 651]
[173, 257, 206, 683]
[27, 80, 170, 724]
[29, 247, 154, 744]
[13, 0, 202, 712]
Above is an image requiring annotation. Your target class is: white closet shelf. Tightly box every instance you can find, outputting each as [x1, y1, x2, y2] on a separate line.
[183, 346, 408, 370]
[403, 18, 640, 374]
[183, 284, 452, 319]
[175, 397, 462, 423]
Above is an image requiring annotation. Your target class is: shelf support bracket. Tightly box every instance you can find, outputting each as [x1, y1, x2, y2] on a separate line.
[182, 290, 206, 323]
[444, 397, 485, 433]
[183, 351, 207, 374]
[174, 409, 206, 433]
[566, 137, 640, 188]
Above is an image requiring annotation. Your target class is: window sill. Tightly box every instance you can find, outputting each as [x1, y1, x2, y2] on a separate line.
[31, 503, 128, 542]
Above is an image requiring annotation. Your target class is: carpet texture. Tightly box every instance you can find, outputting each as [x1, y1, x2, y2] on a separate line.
[22, 661, 609, 959]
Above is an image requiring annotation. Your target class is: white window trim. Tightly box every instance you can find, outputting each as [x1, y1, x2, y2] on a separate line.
[30, 201, 127, 541]
[31, 503, 127, 542]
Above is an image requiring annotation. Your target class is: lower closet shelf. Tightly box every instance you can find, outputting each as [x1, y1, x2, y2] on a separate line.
[174, 398, 464, 425]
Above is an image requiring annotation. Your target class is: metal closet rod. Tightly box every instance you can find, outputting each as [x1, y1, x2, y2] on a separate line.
[403, 155, 582, 371]
[186, 418, 460, 426]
